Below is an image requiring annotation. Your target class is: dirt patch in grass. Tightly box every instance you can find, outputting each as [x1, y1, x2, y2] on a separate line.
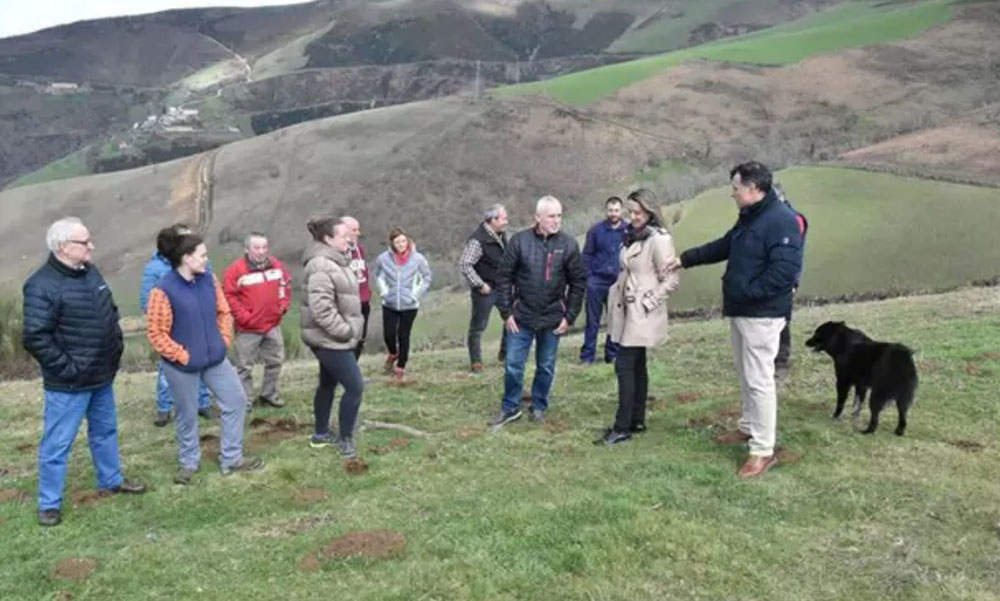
[388, 438, 410, 450]
[249, 417, 309, 447]
[51, 557, 97, 582]
[16, 442, 34, 453]
[291, 488, 329, 505]
[918, 360, 939, 374]
[323, 530, 407, 559]
[674, 392, 701, 405]
[299, 552, 322, 573]
[344, 458, 369, 475]
[686, 416, 716, 429]
[541, 417, 569, 434]
[0, 489, 31, 503]
[70, 490, 113, 507]
[455, 426, 482, 441]
[948, 439, 985, 453]
[199, 433, 221, 459]
[980, 351, 1000, 361]
[775, 446, 803, 465]
[964, 362, 983, 377]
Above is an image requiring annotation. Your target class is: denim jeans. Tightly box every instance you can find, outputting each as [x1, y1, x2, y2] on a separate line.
[501, 325, 561, 414]
[157, 360, 212, 413]
[580, 280, 619, 363]
[38, 383, 124, 511]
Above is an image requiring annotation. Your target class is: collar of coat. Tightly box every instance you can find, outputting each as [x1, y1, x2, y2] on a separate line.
[738, 189, 779, 223]
[48, 253, 89, 277]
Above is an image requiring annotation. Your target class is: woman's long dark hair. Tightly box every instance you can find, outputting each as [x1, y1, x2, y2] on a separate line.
[307, 216, 339, 242]
[159, 231, 204, 268]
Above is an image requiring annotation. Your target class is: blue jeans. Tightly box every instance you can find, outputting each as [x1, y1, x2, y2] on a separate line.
[502, 325, 560, 414]
[157, 360, 211, 413]
[580, 280, 619, 363]
[38, 384, 124, 511]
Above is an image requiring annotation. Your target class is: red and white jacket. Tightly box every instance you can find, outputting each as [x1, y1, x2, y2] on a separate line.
[222, 256, 291, 333]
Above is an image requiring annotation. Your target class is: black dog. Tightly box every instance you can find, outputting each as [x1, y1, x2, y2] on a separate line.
[805, 321, 918, 436]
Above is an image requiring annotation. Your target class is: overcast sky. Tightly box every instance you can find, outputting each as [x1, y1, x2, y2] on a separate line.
[0, 1, 312, 39]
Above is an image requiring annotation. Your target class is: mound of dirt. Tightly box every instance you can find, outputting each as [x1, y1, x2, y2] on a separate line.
[344, 459, 369, 475]
[51, 557, 97, 582]
[321, 530, 407, 560]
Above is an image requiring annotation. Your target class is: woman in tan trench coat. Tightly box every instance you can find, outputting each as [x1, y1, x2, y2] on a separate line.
[597, 189, 680, 445]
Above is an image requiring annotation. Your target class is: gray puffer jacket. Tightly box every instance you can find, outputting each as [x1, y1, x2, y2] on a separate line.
[373, 245, 432, 311]
[300, 242, 364, 350]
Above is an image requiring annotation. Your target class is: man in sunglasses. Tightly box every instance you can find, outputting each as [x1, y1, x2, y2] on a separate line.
[22, 217, 146, 527]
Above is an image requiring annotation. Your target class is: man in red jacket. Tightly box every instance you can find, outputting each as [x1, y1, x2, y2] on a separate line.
[341, 216, 372, 358]
[223, 232, 291, 409]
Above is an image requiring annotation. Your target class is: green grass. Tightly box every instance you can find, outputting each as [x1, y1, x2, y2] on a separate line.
[6, 148, 91, 190]
[668, 166, 1000, 311]
[2, 287, 999, 600]
[496, 0, 954, 105]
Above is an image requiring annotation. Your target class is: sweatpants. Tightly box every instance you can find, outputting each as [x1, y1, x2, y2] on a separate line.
[383, 307, 418, 369]
[311, 347, 364, 438]
[730, 317, 786, 457]
[162, 359, 247, 471]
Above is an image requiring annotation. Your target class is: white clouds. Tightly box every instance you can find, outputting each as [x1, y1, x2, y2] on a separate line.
[0, 1, 312, 39]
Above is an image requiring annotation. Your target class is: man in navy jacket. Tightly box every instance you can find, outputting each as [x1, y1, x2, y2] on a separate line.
[23, 217, 146, 526]
[668, 162, 803, 479]
[580, 196, 626, 364]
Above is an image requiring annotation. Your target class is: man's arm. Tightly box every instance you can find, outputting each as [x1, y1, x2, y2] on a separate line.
[563, 240, 588, 325]
[680, 226, 735, 268]
[457, 238, 486, 290]
[277, 259, 292, 314]
[581, 225, 597, 277]
[495, 236, 519, 320]
[22, 283, 78, 379]
[222, 261, 253, 328]
[743, 220, 803, 301]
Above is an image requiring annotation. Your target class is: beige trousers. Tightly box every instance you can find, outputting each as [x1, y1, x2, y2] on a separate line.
[231, 326, 285, 403]
[729, 317, 786, 457]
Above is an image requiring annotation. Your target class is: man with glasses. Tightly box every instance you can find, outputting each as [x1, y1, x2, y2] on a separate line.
[23, 217, 147, 526]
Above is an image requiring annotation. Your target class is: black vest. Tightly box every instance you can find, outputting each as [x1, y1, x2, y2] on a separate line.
[470, 224, 506, 287]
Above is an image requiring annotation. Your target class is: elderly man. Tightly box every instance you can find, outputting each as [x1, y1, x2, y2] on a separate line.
[340, 216, 372, 358]
[458, 203, 509, 372]
[223, 232, 291, 410]
[668, 162, 804, 479]
[491, 196, 586, 427]
[23, 217, 146, 527]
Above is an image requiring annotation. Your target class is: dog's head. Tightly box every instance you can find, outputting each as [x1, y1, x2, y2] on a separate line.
[805, 321, 854, 356]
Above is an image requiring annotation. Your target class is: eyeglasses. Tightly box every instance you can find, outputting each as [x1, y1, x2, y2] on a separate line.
[67, 239, 93, 247]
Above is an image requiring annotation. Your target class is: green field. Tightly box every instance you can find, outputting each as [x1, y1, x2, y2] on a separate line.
[496, 0, 954, 105]
[2, 287, 999, 600]
[668, 166, 1000, 311]
[6, 148, 91, 190]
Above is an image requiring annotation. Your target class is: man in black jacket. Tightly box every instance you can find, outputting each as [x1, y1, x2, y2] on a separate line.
[490, 196, 587, 427]
[668, 162, 803, 479]
[22, 217, 146, 527]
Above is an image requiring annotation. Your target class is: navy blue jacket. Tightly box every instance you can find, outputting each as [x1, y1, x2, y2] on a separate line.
[156, 270, 228, 373]
[680, 191, 803, 318]
[582, 219, 627, 285]
[22, 254, 124, 391]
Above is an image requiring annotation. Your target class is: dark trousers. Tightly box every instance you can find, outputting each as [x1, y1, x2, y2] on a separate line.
[311, 347, 364, 438]
[775, 316, 792, 367]
[581, 280, 619, 363]
[614, 346, 648, 432]
[383, 307, 418, 369]
[467, 289, 507, 364]
[354, 301, 371, 359]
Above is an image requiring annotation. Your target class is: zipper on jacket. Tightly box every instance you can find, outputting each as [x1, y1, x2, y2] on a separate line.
[545, 251, 554, 282]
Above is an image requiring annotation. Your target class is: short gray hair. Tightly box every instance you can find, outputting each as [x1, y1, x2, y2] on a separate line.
[482, 204, 506, 222]
[244, 231, 268, 248]
[535, 195, 561, 215]
[46, 217, 83, 252]
[340, 215, 359, 228]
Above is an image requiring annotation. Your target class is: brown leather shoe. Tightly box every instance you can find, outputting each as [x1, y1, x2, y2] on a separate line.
[738, 454, 777, 479]
[470, 362, 484, 373]
[715, 430, 752, 444]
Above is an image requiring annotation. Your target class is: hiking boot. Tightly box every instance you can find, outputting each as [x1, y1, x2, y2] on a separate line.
[738, 454, 778, 479]
[384, 354, 398, 374]
[259, 396, 285, 408]
[105, 479, 147, 495]
[220, 456, 264, 476]
[197, 406, 214, 419]
[488, 408, 523, 429]
[309, 433, 337, 448]
[337, 436, 357, 459]
[38, 509, 62, 527]
[153, 411, 171, 427]
[470, 362, 484, 373]
[593, 428, 631, 446]
[174, 467, 195, 485]
[528, 408, 545, 422]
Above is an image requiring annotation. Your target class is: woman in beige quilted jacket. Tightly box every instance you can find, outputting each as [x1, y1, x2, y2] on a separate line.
[598, 189, 680, 446]
[300, 216, 365, 458]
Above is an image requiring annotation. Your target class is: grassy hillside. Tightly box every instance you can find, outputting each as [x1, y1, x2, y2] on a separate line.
[496, 0, 954, 104]
[1, 287, 999, 600]
[668, 166, 1000, 311]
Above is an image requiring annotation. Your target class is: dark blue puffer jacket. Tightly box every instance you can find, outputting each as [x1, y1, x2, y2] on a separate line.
[22, 254, 124, 391]
[680, 191, 803, 318]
